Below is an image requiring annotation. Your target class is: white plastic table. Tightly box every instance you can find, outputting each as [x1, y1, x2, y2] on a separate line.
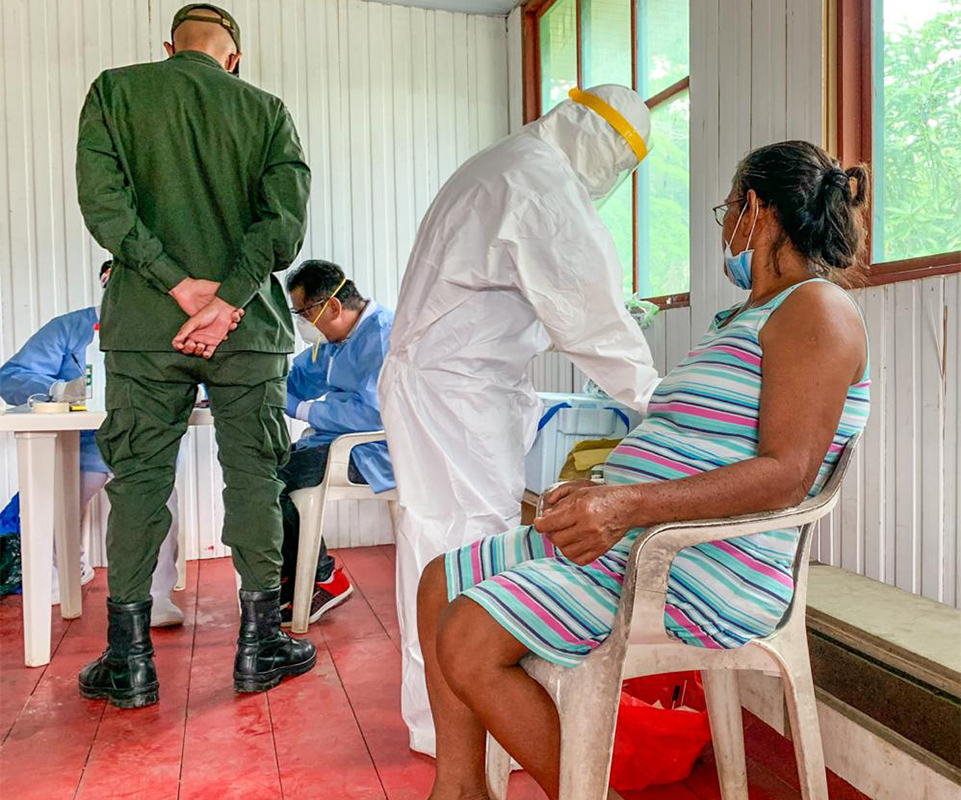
[0, 408, 212, 667]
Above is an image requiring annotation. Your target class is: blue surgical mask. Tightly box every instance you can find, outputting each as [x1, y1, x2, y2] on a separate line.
[723, 201, 759, 290]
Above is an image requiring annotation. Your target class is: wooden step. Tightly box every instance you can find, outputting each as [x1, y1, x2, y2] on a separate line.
[805, 565, 961, 774]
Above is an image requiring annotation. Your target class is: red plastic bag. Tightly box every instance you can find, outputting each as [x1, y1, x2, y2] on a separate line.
[609, 671, 712, 794]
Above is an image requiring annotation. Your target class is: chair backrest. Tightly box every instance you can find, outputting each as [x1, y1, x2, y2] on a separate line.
[777, 431, 862, 630]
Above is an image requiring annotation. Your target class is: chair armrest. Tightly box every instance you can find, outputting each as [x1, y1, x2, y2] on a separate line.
[325, 430, 386, 487]
[627, 488, 840, 596]
[329, 430, 388, 452]
[617, 432, 860, 645]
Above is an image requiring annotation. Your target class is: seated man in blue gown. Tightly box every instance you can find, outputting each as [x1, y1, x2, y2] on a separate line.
[281, 260, 395, 626]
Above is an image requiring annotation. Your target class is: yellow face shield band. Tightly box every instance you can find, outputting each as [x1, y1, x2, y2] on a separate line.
[568, 87, 649, 164]
[310, 275, 347, 363]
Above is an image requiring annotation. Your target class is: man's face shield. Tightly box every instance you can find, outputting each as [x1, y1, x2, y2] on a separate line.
[568, 87, 650, 208]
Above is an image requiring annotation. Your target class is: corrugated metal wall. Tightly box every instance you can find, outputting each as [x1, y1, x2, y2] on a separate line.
[0, 0, 510, 560]
[819, 275, 960, 608]
[525, 0, 961, 608]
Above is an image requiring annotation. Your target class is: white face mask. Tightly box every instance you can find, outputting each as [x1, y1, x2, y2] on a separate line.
[295, 314, 326, 345]
[293, 276, 347, 361]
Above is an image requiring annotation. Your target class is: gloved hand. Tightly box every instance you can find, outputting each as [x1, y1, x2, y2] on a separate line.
[294, 400, 316, 423]
[50, 376, 86, 403]
[48, 380, 66, 401]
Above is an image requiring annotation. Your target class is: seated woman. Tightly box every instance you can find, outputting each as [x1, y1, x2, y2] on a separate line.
[416, 140, 871, 800]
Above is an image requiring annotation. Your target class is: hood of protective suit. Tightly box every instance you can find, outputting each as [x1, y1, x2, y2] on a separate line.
[527, 84, 652, 201]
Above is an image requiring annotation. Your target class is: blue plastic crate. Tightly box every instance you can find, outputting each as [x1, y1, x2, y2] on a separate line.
[524, 393, 643, 494]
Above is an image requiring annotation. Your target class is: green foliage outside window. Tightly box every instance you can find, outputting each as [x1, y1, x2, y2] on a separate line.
[539, 0, 691, 298]
[540, 0, 577, 113]
[874, 0, 961, 262]
[582, 0, 636, 294]
[639, 93, 690, 297]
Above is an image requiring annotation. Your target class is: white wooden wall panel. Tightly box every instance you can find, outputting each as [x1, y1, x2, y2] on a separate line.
[814, 275, 960, 607]
[1, 0, 510, 560]
[527, 1, 959, 608]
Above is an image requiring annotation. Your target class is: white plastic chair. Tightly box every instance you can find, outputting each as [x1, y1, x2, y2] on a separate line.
[486, 433, 861, 800]
[174, 510, 187, 591]
[287, 430, 398, 633]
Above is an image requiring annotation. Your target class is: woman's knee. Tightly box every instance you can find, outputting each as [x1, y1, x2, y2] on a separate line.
[435, 598, 480, 697]
[417, 555, 449, 627]
[436, 595, 522, 702]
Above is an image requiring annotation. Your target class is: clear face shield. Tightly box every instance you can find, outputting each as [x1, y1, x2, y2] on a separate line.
[568, 87, 650, 209]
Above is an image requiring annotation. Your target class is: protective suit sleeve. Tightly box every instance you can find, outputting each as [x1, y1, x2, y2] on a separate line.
[217, 106, 311, 310]
[511, 195, 660, 412]
[0, 315, 84, 406]
[295, 389, 383, 434]
[285, 349, 333, 417]
[76, 79, 188, 294]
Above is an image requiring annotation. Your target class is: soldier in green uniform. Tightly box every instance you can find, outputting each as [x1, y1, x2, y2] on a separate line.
[75, 4, 316, 708]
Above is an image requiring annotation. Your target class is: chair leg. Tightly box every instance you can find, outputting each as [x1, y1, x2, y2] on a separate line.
[775, 640, 829, 800]
[175, 509, 187, 592]
[486, 732, 511, 800]
[291, 488, 329, 633]
[702, 670, 749, 800]
[551, 660, 624, 800]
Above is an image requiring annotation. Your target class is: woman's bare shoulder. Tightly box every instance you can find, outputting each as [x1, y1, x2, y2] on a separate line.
[763, 279, 866, 381]
[774, 279, 862, 329]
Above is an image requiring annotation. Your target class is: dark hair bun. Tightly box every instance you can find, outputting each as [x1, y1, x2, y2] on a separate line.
[844, 165, 869, 207]
[735, 141, 870, 280]
[819, 166, 850, 200]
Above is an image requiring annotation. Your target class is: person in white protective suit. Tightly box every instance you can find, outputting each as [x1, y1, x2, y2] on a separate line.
[378, 84, 661, 755]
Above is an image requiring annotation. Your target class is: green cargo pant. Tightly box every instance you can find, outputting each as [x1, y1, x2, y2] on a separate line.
[97, 351, 290, 602]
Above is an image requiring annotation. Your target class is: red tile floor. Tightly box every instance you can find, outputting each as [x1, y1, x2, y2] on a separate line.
[0, 546, 871, 800]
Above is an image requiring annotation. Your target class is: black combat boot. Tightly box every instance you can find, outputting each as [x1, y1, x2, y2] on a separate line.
[234, 587, 317, 693]
[79, 598, 159, 709]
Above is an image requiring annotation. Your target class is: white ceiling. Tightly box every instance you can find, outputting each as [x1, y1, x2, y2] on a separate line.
[376, 0, 521, 16]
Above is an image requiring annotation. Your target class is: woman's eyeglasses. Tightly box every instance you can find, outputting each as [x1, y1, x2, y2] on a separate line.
[712, 200, 740, 226]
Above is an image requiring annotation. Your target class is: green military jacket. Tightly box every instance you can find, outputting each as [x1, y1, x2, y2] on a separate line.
[77, 50, 310, 353]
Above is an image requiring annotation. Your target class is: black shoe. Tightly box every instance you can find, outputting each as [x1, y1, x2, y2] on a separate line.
[234, 587, 317, 693]
[78, 598, 159, 709]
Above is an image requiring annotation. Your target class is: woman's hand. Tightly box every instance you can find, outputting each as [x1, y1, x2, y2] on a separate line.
[540, 480, 597, 514]
[533, 484, 636, 566]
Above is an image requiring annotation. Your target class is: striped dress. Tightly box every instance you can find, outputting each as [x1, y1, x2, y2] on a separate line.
[445, 279, 870, 665]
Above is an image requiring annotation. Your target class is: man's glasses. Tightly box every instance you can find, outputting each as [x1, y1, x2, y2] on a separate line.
[289, 298, 328, 319]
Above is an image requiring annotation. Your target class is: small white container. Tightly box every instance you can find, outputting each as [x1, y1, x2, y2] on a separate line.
[86, 325, 107, 412]
[524, 392, 643, 494]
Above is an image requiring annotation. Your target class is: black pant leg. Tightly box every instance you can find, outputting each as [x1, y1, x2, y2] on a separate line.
[277, 445, 337, 587]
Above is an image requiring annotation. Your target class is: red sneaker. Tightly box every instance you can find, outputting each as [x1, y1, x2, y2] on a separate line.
[280, 567, 353, 628]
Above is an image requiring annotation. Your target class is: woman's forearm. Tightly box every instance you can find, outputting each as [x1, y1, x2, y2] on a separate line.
[614, 455, 812, 530]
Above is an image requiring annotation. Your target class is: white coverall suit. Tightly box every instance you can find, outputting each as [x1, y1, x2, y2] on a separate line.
[378, 85, 661, 754]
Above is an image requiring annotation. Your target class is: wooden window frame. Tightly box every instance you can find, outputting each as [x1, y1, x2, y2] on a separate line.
[526, 0, 959, 305]
[522, 0, 692, 310]
[833, 0, 960, 286]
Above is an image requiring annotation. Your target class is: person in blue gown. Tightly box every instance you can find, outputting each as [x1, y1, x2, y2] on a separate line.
[0, 263, 183, 626]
